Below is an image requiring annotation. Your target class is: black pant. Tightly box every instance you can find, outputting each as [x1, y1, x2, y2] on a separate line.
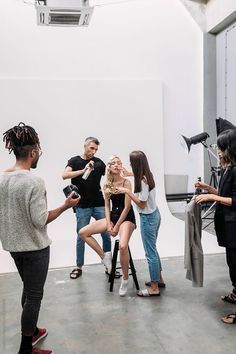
[226, 247, 236, 289]
[10, 247, 50, 336]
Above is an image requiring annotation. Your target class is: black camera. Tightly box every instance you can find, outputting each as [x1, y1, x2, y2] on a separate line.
[63, 184, 80, 199]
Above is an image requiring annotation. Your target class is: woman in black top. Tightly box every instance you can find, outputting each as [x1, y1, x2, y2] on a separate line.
[195, 129, 236, 324]
[80, 155, 136, 296]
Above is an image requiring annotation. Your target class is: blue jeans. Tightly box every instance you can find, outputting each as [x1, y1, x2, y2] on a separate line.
[75, 206, 111, 267]
[139, 209, 161, 282]
[10, 247, 50, 336]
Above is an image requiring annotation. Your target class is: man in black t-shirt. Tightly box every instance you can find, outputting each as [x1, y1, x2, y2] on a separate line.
[62, 137, 111, 279]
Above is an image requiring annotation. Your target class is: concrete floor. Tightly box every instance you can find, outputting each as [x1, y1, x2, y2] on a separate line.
[0, 253, 236, 354]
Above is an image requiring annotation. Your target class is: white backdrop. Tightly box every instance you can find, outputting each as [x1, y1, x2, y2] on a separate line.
[0, 79, 221, 273]
[0, 0, 224, 273]
[0, 0, 204, 192]
[216, 23, 236, 124]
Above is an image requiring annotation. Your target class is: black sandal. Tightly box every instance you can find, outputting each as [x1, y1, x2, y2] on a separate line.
[70, 268, 82, 279]
[221, 292, 236, 304]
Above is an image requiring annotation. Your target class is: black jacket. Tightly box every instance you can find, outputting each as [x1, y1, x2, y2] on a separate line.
[214, 166, 236, 248]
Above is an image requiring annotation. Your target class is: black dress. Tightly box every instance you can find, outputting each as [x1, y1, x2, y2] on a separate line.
[110, 193, 136, 226]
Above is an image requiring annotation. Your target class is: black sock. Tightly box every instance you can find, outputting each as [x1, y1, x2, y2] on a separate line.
[19, 334, 33, 354]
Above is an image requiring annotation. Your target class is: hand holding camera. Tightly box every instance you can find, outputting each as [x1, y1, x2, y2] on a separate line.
[63, 184, 80, 199]
[62, 184, 80, 212]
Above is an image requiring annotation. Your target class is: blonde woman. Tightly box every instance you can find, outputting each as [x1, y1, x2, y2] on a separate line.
[80, 155, 136, 296]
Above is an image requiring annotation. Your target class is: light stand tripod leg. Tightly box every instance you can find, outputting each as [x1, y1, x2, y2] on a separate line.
[202, 219, 214, 230]
[202, 201, 216, 219]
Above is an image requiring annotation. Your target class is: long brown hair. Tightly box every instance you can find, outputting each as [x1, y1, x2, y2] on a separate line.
[129, 151, 155, 193]
[217, 129, 236, 167]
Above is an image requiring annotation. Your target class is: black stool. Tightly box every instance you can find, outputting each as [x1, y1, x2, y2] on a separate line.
[108, 239, 140, 292]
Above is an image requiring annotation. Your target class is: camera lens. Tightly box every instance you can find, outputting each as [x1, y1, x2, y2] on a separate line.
[71, 191, 79, 199]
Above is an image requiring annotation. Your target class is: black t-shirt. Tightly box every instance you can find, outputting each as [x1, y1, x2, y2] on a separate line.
[66, 155, 106, 208]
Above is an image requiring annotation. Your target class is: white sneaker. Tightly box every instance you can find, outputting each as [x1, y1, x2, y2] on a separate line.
[102, 251, 112, 273]
[119, 278, 128, 296]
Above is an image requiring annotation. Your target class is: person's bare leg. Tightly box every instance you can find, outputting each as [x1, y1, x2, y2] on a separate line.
[119, 222, 135, 279]
[120, 246, 129, 280]
[118, 222, 134, 296]
[80, 219, 107, 258]
[149, 281, 160, 294]
[145, 272, 165, 288]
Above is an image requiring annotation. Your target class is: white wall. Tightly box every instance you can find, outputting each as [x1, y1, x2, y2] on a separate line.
[0, 0, 204, 189]
[216, 22, 236, 124]
[0, 79, 220, 273]
[0, 0, 221, 273]
[206, 0, 236, 32]
[0, 79, 169, 272]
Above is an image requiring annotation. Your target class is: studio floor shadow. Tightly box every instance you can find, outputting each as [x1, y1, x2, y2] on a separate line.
[0, 253, 235, 354]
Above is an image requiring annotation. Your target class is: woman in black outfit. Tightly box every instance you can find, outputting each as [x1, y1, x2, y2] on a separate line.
[195, 129, 236, 324]
[80, 155, 136, 296]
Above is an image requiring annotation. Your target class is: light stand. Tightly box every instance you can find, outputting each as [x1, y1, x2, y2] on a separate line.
[200, 140, 220, 189]
[181, 132, 219, 229]
[181, 132, 220, 189]
[202, 118, 236, 225]
[200, 141, 219, 226]
[182, 119, 236, 231]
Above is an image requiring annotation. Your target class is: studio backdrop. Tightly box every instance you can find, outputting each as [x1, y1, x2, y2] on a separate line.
[0, 79, 221, 273]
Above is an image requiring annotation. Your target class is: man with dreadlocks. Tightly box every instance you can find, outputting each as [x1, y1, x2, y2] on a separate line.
[0, 122, 80, 354]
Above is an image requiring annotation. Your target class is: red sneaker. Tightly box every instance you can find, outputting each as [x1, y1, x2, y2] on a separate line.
[32, 328, 48, 346]
[32, 347, 53, 354]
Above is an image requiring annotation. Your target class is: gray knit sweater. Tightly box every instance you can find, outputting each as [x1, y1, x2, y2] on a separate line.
[0, 170, 51, 252]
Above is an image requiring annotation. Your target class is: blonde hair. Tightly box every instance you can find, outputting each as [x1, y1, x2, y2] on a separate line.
[103, 155, 122, 198]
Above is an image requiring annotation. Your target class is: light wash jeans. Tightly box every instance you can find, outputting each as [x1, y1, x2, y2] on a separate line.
[75, 206, 111, 267]
[139, 208, 161, 282]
